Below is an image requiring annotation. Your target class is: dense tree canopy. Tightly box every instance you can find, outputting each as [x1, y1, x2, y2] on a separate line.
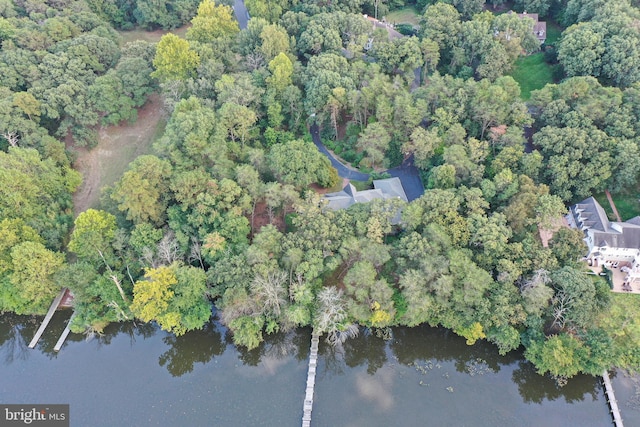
[2, 0, 639, 383]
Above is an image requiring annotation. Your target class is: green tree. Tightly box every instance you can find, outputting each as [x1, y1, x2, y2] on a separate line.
[1, 241, 64, 314]
[131, 264, 210, 336]
[151, 34, 200, 82]
[111, 155, 173, 226]
[356, 122, 391, 170]
[525, 334, 587, 379]
[268, 139, 335, 188]
[558, 23, 605, 78]
[186, 0, 239, 43]
[69, 209, 117, 265]
[0, 148, 81, 249]
[267, 53, 293, 94]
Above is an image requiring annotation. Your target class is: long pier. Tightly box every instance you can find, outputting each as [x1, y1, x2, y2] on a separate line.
[602, 369, 624, 427]
[28, 288, 67, 349]
[302, 331, 320, 427]
[53, 311, 76, 352]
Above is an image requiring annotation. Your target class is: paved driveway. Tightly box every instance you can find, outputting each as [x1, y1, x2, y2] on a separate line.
[233, 0, 249, 30]
[310, 124, 371, 181]
[310, 125, 424, 201]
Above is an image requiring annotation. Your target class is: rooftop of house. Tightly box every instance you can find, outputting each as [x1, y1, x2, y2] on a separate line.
[323, 177, 408, 211]
[513, 11, 547, 43]
[570, 197, 640, 249]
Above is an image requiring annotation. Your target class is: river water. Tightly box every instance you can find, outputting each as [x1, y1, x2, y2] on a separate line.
[0, 311, 627, 426]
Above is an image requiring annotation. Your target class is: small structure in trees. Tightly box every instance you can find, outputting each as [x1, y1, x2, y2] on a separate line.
[514, 11, 547, 44]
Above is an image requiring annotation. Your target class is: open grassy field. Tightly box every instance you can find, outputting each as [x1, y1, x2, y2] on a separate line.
[385, 7, 421, 26]
[509, 52, 557, 99]
[72, 94, 166, 215]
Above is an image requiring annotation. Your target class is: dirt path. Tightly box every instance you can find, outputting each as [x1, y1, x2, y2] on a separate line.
[605, 189, 623, 222]
[72, 93, 166, 216]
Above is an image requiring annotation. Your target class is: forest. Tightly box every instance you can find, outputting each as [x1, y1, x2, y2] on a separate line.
[1, 0, 640, 383]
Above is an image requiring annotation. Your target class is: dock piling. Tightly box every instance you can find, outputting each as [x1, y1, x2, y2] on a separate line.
[302, 331, 320, 427]
[28, 288, 67, 349]
[603, 369, 624, 427]
[53, 311, 76, 352]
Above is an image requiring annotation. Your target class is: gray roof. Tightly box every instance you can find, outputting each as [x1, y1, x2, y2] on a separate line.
[323, 177, 408, 211]
[572, 197, 610, 232]
[591, 225, 640, 249]
[374, 178, 408, 202]
[570, 197, 640, 249]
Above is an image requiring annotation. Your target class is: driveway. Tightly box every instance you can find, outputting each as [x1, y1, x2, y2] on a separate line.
[310, 124, 371, 182]
[387, 157, 424, 202]
[233, 0, 249, 30]
[310, 125, 425, 201]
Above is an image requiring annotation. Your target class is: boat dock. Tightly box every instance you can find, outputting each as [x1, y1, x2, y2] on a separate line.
[28, 288, 68, 349]
[53, 311, 76, 352]
[603, 369, 624, 427]
[302, 331, 320, 427]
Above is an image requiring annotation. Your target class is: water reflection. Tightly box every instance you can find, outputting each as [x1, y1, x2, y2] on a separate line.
[511, 360, 601, 404]
[0, 314, 32, 363]
[231, 326, 312, 368]
[0, 312, 616, 426]
[343, 329, 388, 374]
[158, 321, 225, 377]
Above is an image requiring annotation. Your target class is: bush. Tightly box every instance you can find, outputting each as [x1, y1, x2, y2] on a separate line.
[342, 149, 356, 163]
[543, 45, 558, 64]
[396, 24, 416, 36]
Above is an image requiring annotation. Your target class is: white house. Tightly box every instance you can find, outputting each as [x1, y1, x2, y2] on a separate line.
[567, 197, 640, 283]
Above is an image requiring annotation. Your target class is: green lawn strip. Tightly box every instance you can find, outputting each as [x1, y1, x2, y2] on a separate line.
[385, 7, 421, 26]
[545, 19, 563, 45]
[593, 189, 640, 221]
[509, 53, 555, 99]
[609, 191, 640, 220]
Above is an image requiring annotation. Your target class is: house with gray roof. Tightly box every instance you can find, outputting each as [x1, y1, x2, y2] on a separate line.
[517, 12, 546, 44]
[322, 177, 408, 222]
[567, 197, 640, 283]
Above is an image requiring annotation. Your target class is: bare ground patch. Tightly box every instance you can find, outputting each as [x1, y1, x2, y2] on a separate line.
[71, 93, 166, 216]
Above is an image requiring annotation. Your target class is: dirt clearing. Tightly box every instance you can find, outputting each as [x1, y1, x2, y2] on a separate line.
[72, 93, 166, 216]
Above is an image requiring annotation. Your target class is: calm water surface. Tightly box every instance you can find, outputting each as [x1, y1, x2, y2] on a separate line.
[0, 312, 617, 426]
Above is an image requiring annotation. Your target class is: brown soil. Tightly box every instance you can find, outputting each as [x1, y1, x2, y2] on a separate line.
[251, 202, 286, 236]
[71, 93, 166, 216]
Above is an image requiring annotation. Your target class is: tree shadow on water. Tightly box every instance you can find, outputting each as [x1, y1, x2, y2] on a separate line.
[159, 321, 226, 377]
[511, 360, 601, 404]
[0, 314, 33, 363]
[342, 328, 388, 375]
[231, 327, 311, 367]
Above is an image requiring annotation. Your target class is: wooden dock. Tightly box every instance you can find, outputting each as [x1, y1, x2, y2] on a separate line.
[302, 331, 320, 427]
[53, 311, 76, 352]
[603, 369, 624, 427]
[28, 288, 67, 349]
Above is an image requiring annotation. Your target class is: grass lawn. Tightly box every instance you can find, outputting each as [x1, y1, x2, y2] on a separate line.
[509, 53, 557, 99]
[545, 20, 563, 45]
[385, 7, 421, 26]
[72, 94, 166, 215]
[594, 187, 640, 221]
